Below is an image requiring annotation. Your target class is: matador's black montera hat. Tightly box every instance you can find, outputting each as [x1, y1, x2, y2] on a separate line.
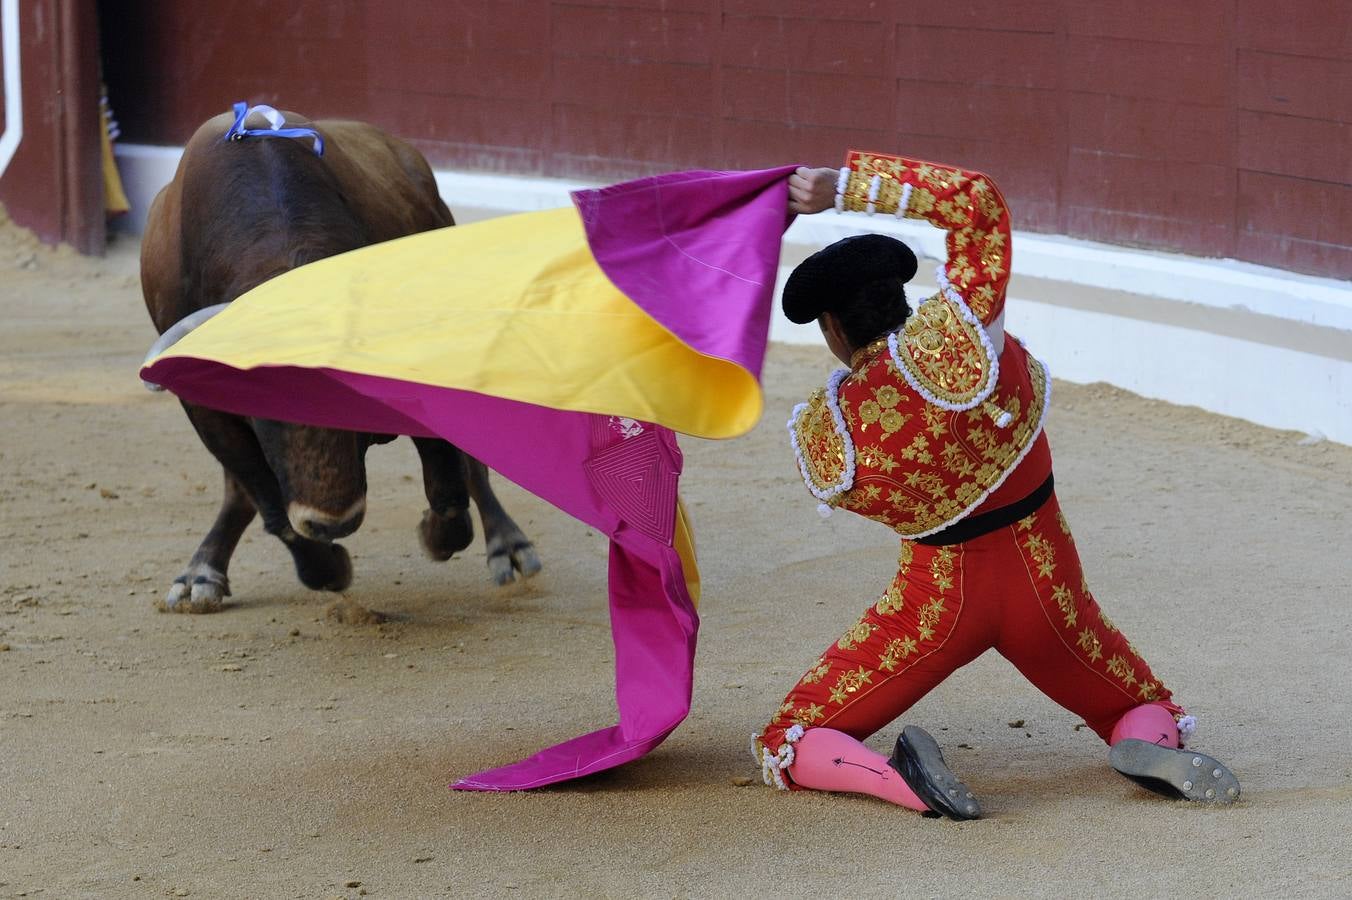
[781, 234, 919, 324]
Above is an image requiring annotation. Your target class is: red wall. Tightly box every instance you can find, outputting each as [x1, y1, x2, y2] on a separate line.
[0, 0, 104, 253]
[100, 1, 1352, 278]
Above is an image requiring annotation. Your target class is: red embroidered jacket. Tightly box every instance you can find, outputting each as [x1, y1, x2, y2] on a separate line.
[790, 151, 1052, 539]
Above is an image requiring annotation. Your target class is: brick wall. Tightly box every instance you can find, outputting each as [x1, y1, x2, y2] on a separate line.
[100, 0, 1352, 277]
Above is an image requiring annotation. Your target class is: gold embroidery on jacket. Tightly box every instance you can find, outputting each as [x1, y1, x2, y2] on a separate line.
[791, 388, 847, 497]
[834, 351, 1048, 538]
[893, 293, 997, 408]
[840, 153, 1009, 332]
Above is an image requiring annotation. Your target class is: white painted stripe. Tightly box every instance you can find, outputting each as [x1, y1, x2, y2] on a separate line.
[1006, 299, 1352, 445]
[0, 0, 23, 181]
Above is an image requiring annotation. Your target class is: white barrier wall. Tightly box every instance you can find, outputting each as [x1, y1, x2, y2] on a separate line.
[115, 145, 1352, 445]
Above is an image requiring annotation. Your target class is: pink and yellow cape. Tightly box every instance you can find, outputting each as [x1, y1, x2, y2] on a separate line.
[141, 166, 798, 790]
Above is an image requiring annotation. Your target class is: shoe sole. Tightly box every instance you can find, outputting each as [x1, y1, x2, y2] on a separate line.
[894, 725, 981, 820]
[1109, 739, 1240, 804]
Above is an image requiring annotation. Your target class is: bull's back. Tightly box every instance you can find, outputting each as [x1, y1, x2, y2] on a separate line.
[141, 112, 451, 335]
[315, 120, 453, 240]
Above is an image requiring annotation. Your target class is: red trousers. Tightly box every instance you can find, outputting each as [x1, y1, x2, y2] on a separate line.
[758, 492, 1182, 759]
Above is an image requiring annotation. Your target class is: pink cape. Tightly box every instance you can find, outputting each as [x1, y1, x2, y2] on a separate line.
[141, 165, 798, 789]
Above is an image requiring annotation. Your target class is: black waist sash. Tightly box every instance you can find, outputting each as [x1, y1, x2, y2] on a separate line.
[915, 473, 1055, 547]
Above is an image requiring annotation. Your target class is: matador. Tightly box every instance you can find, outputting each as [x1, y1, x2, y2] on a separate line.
[752, 151, 1240, 818]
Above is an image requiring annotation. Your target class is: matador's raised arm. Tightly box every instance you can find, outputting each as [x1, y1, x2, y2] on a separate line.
[836, 151, 1011, 328]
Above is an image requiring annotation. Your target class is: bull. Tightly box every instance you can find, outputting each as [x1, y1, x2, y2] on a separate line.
[140, 105, 540, 612]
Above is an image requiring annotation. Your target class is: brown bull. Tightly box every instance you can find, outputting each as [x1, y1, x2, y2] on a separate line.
[141, 106, 540, 612]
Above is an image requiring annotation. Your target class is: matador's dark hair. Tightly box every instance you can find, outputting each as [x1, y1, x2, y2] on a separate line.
[781, 234, 918, 349]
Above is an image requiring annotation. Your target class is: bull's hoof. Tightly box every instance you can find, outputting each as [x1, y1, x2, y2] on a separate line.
[488, 540, 542, 586]
[158, 565, 229, 614]
[419, 507, 474, 561]
[292, 540, 353, 592]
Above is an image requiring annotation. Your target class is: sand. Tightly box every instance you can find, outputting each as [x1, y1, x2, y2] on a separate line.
[2, 220, 1351, 899]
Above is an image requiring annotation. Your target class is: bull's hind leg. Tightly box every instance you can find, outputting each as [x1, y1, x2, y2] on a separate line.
[162, 470, 255, 613]
[413, 437, 475, 560]
[176, 405, 352, 608]
[465, 457, 541, 585]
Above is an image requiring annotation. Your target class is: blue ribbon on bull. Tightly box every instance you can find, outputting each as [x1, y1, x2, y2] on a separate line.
[223, 102, 325, 156]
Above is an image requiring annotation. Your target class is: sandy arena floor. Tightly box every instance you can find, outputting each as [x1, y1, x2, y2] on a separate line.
[2, 216, 1351, 898]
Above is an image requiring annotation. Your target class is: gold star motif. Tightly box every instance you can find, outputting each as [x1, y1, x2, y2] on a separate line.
[1105, 654, 1137, 686]
[828, 665, 875, 704]
[801, 656, 831, 685]
[1077, 627, 1104, 662]
[792, 703, 826, 725]
[879, 636, 917, 672]
[1051, 584, 1076, 628]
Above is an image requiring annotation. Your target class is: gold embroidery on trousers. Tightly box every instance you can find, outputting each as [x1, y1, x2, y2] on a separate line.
[800, 656, 832, 685]
[836, 618, 877, 652]
[875, 582, 906, 616]
[790, 703, 827, 726]
[1077, 627, 1105, 662]
[828, 666, 876, 705]
[1051, 584, 1076, 628]
[878, 636, 920, 672]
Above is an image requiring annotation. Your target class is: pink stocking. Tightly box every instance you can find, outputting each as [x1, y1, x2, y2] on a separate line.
[1110, 703, 1180, 748]
[786, 728, 929, 812]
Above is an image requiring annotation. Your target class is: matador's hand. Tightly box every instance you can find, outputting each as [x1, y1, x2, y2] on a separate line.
[788, 166, 837, 215]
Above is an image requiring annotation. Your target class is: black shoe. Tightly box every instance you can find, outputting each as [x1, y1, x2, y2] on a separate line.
[1108, 739, 1241, 804]
[887, 725, 981, 820]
